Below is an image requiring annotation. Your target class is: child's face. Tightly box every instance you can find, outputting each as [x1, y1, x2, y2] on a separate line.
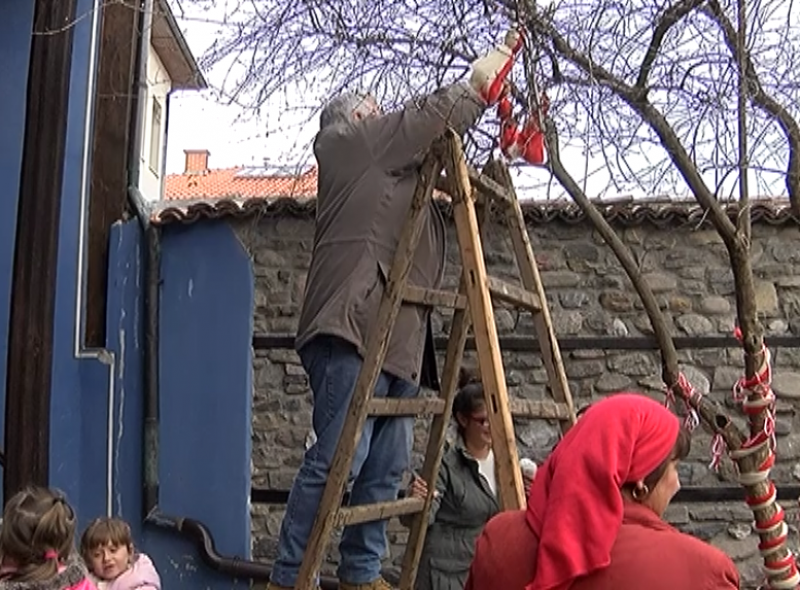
[88, 541, 132, 581]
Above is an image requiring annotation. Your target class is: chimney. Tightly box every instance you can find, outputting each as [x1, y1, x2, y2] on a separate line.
[184, 149, 210, 174]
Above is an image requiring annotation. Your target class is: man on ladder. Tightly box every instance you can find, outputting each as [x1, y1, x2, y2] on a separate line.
[267, 30, 524, 590]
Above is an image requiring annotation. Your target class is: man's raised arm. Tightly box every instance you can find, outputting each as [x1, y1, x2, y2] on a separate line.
[362, 83, 486, 171]
[361, 29, 522, 170]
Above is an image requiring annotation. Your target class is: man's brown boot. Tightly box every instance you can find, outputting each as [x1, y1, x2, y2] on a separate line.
[338, 578, 394, 590]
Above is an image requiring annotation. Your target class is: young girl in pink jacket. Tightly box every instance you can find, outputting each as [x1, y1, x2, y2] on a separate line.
[0, 486, 96, 590]
[80, 518, 160, 590]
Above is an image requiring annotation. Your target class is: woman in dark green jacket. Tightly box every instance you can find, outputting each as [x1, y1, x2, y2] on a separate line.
[403, 372, 536, 590]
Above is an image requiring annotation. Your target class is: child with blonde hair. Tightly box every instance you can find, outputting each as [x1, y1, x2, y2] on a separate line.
[0, 486, 95, 590]
[80, 518, 159, 590]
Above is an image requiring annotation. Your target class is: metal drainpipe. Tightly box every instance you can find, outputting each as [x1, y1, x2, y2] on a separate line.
[127, 0, 153, 190]
[142, 223, 160, 518]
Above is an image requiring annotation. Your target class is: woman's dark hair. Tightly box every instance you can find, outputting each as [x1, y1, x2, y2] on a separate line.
[452, 367, 485, 435]
[625, 427, 692, 494]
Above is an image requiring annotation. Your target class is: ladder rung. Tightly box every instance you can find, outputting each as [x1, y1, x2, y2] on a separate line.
[334, 497, 425, 528]
[368, 398, 446, 416]
[468, 169, 513, 205]
[435, 173, 486, 206]
[510, 398, 572, 420]
[403, 285, 467, 309]
[487, 276, 542, 312]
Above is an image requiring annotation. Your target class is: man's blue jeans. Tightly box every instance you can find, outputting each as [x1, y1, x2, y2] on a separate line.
[270, 335, 418, 586]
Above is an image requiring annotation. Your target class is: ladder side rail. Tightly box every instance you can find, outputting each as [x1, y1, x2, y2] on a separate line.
[294, 152, 443, 588]
[485, 160, 576, 429]
[399, 163, 496, 589]
[397, 286, 472, 589]
[440, 129, 525, 510]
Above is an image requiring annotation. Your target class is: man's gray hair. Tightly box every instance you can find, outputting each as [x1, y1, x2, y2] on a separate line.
[320, 92, 371, 129]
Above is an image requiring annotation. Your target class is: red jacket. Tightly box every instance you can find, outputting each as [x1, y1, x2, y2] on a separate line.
[466, 502, 740, 590]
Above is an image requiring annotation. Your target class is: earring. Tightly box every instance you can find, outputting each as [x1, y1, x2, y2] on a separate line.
[632, 484, 650, 501]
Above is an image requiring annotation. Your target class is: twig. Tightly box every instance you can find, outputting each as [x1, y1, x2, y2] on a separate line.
[635, 0, 707, 92]
[734, 0, 751, 242]
[703, 0, 800, 217]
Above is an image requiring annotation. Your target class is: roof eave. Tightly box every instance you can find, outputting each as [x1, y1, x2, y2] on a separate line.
[150, 195, 798, 227]
[151, 0, 208, 91]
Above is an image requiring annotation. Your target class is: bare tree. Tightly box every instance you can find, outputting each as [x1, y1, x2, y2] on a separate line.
[192, 0, 799, 201]
[187, 0, 800, 586]
[511, 1, 799, 587]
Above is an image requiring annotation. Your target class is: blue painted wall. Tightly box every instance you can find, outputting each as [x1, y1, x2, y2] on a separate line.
[49, 0, 111, 530]
[106, 220, 145, 523]
[0, 0, 36, 484]
[107, 219, 255, 587]
[1, 2, 256, 586]
[154, 220, 254, 582]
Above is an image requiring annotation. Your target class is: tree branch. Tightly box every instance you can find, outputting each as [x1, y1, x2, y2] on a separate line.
[519, 9, 742, 242]
[733, 0, 751, 241]
[524, 7, 792, 588]
[634, 0, 707, 92]
[543, 118, 741, 445]
[703, 0, 800, 216]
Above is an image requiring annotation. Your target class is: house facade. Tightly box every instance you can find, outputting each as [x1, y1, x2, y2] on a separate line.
[138, 0, 207, 201]
[0, 1, 248, 588]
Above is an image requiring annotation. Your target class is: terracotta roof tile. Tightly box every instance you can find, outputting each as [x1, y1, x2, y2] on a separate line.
[159, 164, 798, 228]
[151, 194, 798, 228]
[165, 166, 318, 200]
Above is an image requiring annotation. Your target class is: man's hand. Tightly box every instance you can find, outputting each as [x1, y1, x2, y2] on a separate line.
[408, 474, 440, 500]
[470, 28, 524, 105]
[522, 472, 534, 496]
[520, 458, 538, 497]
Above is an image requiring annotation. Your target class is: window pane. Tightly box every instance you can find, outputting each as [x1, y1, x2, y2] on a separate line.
[149, 98, 162, 174]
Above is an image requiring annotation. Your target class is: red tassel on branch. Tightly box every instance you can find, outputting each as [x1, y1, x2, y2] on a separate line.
[497, 92, 549, 166]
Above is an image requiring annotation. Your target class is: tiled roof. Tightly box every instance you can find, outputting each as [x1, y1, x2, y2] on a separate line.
[164, 166, 318, 201]
[151, 194, 798, 228]
[159, 163, 797, 227]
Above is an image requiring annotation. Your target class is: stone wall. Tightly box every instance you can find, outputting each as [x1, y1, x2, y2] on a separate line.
[234, 207, 800, 588]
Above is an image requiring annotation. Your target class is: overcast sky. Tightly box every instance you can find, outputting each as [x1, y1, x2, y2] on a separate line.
[163, 1, 794, 202]
[164, 2, 323, 177]
[163, 1, 602, 199]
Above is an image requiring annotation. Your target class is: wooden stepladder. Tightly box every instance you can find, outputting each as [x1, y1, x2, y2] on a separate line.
[293, 129, 577, 590]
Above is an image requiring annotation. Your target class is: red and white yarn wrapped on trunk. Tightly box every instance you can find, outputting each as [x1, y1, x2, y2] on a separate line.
[663, 372, 701, 433]
[668, 328, 800, 590]
[729, 329, 799, 590]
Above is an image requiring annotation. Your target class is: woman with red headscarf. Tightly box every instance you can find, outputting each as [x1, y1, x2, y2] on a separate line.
[464, 393, 739, 590]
